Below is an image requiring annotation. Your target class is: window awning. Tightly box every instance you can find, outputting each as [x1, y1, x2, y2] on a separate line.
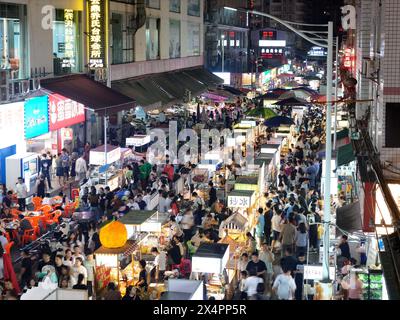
[41, 74, 135, 116]
[151, 71, 207, 101]
[183, 67, 224, 87]
[336, 201, 362, 235]
[112, 77, 175, 111]
[337, 143, 355, 167]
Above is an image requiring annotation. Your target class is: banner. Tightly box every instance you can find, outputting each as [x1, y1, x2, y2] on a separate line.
[49, 93, 85, 131]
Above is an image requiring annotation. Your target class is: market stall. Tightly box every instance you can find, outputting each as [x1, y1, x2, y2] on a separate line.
[227, 190, 257, 229]
[119, 210, 168, 239]
[160, 279, 204, 301]
[126, 134, 151, 153]
[192, 243, 230, 300]
[89, 145, 123, 191]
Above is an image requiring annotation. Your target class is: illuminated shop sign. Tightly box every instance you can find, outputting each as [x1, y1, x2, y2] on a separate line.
[49, 94, 86, 131]
[63, 9, 75, 68]
[87, 0, 107, 68]
[24, 96, 50, 139]
[259, 40, 286, 47]
[343, 48, 355, 70]
[308, 46, 327, 57]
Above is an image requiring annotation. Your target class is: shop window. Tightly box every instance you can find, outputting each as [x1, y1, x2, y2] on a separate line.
[188, 0, 200, 17]
[169, 20, 181, 58]
[0, 3, 28, 79]
[146, 0, 160, 9]
[52, 9, 82, 75]
[170, 0, 181, 13]
[111, 12, 135, 64]
[146, 17, 160, 60]
[385, 103, 400, 147]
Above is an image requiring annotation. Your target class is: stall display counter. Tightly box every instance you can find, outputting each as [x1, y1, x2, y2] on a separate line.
[94, 240, 137, 296]
[192, 243, 230, 300]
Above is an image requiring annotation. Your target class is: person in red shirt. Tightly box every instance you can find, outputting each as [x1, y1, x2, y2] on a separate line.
[162, 160, 175, 182]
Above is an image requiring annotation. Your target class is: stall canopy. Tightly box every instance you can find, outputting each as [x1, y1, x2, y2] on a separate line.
[273, 97, 308, 106]
[151, 71, 207, 101]
[41, 74, 135, 116]
[119, 210, 157, 226]
[95, 240, 137, 256]
[336, 201, 362, 234]
[222, 85, 244, 96]
[337, 143, 355, 167]
[332, 128, 350, 141]
[183, 67, 224, 87]
[112, 77, 175, 111]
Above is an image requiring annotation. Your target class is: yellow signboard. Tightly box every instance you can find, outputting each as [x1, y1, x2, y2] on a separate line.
[87, 0, 108, 68]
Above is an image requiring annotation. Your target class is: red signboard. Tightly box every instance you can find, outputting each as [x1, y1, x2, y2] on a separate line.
[49, 93, 85, 131]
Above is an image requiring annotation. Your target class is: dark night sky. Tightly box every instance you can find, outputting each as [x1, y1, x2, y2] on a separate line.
[308, 0, 345, 31]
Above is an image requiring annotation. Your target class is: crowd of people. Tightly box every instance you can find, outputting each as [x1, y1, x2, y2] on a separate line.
[0, 91, 362, 301]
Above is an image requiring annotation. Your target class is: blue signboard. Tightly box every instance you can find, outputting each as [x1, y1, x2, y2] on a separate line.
[24, 96, 49, 139]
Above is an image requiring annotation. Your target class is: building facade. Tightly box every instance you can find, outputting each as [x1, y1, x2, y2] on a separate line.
[355, 0, 400, 181]
[0, 0, 209, 150]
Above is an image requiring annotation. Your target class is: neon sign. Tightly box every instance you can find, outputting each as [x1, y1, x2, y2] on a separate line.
[343, 48, 355, 70]
[63, 9, 75, 68]
[88, 0, 107, 68]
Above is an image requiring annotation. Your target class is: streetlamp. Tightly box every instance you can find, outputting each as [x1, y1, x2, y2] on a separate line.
[221, 34, 225, 73]
[240, 9, 335, 286]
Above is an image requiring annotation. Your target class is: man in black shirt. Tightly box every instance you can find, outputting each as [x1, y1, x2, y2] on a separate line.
[54, 254, 64, 278]
[19, 250, 33, 289]
[37, 252, 54, 275]
[264, 203, 274, 246]
[2, 191, 13, 209]
[39, 154, 53, 189]
[338, 235, 351, 264]
[208, 182, 217, 207]
[246, 252, 267, 278]
[104, 187, 114, 220]
[280, 247, 298, 276]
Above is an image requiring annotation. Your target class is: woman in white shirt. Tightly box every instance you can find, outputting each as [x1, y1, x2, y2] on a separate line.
[70, 257, 88, 286]
[237, 253, 249, 279]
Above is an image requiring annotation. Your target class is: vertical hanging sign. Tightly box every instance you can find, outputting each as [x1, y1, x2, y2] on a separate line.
[87, 0, 108, 68]
[63, 9, 75, 68]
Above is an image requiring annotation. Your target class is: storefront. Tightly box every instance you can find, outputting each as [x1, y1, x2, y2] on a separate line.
[26, 93, 86, 155]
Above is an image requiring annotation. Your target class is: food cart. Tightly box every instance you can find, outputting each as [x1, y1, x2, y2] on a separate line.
[120, 210, 170, 239]
[192, 243, 230, 300]
[94, 240, 137, 296]
[21, 284, 89, 300]
[126, 134, 151, 153]
[89, 144, 123, 191]
[119, 210, 169, 288]
[160, 279, 204, 301]
[227, 190, 257, 229]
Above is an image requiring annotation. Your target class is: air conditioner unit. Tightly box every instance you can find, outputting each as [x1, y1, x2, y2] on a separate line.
[361, 57, 377, 79]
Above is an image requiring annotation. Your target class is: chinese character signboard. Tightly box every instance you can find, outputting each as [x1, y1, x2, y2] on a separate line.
[24, 96, 49, 139]
[63, 9, 75, 68]
[49, 94, 85, 131]
[227, 195, 251, 208]
[87, 0, 108, 68]
[343, 48, 355, 70]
